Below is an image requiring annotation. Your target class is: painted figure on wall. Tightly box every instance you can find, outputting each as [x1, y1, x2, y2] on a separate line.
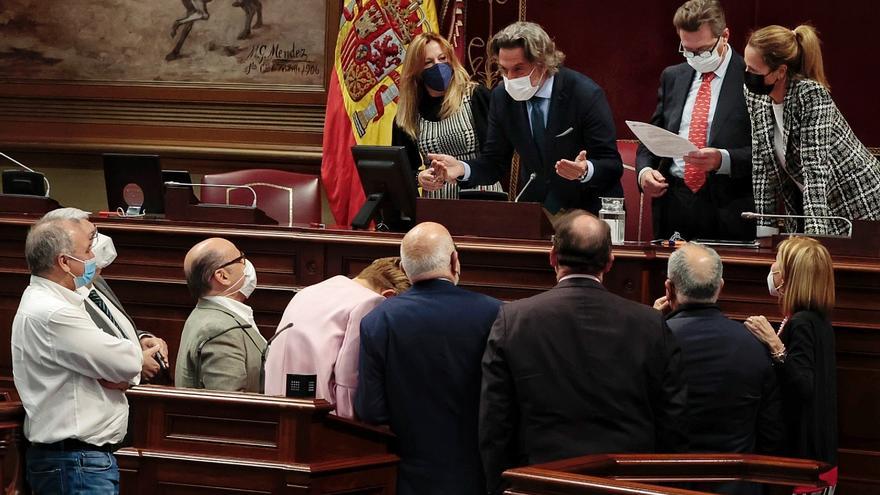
[0, 0, 325, 85]
[167, 0, 265, 61]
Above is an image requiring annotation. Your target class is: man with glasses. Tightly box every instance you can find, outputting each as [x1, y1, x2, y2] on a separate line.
[176, 237, 267, 392]
[13, 217, 155, 494]
[636, 0, 754, 241]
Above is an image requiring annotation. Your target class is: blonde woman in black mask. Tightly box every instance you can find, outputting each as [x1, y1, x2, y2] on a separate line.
[392, 32, 502, 199]
[743, 25, 880, 237]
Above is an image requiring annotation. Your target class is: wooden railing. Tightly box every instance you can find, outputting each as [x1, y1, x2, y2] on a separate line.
[504, 453, 832, 495]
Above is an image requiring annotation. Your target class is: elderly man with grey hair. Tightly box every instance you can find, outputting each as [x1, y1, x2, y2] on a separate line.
[355, 222, 501, 495]
[41, 208, 169, 381]
[655, 242, 783, 495]
[424, 21, 622, 214]
[12, 216, 160, 494]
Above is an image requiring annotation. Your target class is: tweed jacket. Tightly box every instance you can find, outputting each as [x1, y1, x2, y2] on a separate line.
[175, 298, 266, 393]
[746, 77, 880, 235]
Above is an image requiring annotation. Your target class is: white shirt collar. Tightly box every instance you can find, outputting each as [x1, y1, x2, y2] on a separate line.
[534, 74, 555, 100]
[31, 275, 86, 305]
[701, 44, 733, 81]
[203, 295, 255, 326]
[559, 274, 601, 283]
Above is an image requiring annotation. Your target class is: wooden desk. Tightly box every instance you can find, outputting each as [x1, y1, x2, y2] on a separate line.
[0, 215, 877, 492]
[119, 386, 397, 494]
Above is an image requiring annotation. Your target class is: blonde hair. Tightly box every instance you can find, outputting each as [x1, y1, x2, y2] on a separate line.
[395, 32, 475, 139]
[357, 257, 411, 295]
[673, 0, 727, 36]
[776, 237, 835, 317]
[747, 24, 829, 90]
[488, 22, 566, 75]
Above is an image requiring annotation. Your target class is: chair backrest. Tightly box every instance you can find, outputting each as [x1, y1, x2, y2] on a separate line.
[201, 169, 321, 227]
[618, 140, 653, 242]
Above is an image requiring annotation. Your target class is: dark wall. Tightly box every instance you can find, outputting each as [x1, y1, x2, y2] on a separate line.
[462, 0, 879, 147]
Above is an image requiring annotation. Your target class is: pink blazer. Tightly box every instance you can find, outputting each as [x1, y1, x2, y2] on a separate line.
[263, 276, 384, 418]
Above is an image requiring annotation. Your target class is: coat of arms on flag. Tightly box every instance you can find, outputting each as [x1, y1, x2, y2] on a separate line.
[322, 0, 438, 226]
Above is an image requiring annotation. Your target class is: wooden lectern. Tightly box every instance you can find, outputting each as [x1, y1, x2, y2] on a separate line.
[165, 185, 278, 226]
[772, 220, 880, 258]
[0, 194, 59, 215]
[416, 198, 553, 240]
[118, 386, 397, 494]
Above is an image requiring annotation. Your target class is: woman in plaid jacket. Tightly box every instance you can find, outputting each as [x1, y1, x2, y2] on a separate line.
[743, 24, 880, 236]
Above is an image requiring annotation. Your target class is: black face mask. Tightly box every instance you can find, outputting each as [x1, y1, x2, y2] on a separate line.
[744, 70, 775, 95]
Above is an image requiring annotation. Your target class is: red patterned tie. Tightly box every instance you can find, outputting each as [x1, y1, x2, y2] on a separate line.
[684, 72, 716, 193]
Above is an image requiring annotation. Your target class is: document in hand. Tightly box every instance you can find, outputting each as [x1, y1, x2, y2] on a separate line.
[625, 121, 698, 159]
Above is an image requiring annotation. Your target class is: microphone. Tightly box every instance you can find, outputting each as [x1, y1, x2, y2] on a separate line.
[740, 211, 853, 237]
[194, 323, 253, 382]
[164, 181, 257, 208]
[514, 173, 538, 203]
[260, 322, 294, 394]
[0, 151, 51, 197]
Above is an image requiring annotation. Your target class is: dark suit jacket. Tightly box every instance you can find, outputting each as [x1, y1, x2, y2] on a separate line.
[776, 310, 837, 465]
[666, 304, 784, 454]
[355, 279, 502, 495]
[636, 51, 754, 239]
[479, 277, 686, 494]
[86, 276, 149, 341]
[462, 66, 623, 213]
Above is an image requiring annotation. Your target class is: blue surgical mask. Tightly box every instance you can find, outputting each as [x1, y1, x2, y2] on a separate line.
[422, 62, 453, 92]
[65, 254, 97, 288]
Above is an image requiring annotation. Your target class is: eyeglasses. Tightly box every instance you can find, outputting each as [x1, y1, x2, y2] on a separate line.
[679, 37, 721, 59]
[217, 251, 246, 270]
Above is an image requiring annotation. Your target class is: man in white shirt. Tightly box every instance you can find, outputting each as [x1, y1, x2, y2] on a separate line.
[41, 208, 170, 382]
[13, 217, 159, 494]
[175, 237, 267, 392]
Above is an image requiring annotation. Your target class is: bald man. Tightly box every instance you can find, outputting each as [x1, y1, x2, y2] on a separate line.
[480, 210, 687, 495]
[654, 243, 782, 494]
[355, 222, 502, 495]
[176, 237, 267, 392]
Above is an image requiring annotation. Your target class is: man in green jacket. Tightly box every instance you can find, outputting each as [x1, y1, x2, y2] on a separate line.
[176, 237, 266, 392]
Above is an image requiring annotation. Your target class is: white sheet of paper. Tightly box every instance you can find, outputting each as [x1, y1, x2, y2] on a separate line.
[625, 120, 698, 158]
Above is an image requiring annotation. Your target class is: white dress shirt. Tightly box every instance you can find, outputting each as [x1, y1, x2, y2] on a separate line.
[12, 276, 142, 445]
[202, 296, 267, 346]
[79, 286, 139, 342]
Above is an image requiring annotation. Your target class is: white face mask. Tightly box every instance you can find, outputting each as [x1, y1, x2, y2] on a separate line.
[686, 42, 724, 74]
[222, 259, 258, 299]
[503, 67, 541, 101]
[767, 270, 783, 297]
[93, 233, 118, 269]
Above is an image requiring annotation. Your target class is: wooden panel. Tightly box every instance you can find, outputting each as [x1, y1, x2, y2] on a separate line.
[117, 387, 397, 495]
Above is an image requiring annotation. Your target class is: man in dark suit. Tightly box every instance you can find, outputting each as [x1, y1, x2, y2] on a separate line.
[636, 0, 754, 241]
[424, 21, 622, 214]
[356, 222, 502, 495]
[654, 242, 783, 494]
[479, 211, 686, 494]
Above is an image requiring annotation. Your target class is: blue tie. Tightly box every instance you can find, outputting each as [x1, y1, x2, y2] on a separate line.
[530, 97, 546, 153]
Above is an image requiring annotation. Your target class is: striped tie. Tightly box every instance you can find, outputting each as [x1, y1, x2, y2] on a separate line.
[88, 289, 123, 338]
[684, 72, 716, 192]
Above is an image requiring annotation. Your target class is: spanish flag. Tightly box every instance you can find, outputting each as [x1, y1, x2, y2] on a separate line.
[322, 0, 439, 226]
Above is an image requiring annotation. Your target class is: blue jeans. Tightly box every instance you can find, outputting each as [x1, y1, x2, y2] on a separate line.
[26, 446, 119, 495]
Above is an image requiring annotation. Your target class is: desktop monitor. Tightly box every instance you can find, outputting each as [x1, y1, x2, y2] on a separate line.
[103, 153, 166, 214]
[351, 145, 418, 231]
[2, 170, 47, 196]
